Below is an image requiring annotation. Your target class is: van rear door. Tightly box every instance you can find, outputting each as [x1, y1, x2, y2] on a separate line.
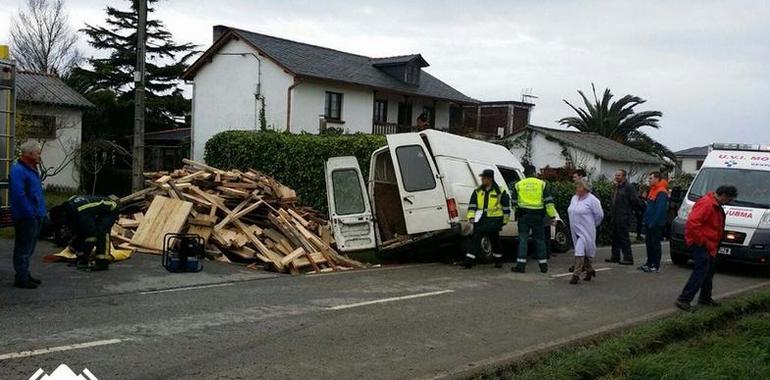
[386, 134, 450, 234]
[324, 157, 377, 252]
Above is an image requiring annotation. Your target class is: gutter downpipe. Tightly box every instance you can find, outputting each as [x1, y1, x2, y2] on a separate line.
[286, 78, 304, 132]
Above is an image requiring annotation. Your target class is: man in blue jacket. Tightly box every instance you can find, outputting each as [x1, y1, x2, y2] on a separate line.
[10, 140, 47, 289]
[640, 171, 669, 273]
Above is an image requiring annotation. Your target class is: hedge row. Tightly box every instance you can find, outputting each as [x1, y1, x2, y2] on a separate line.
[204, 131, 386, 212]
[205, 130, 622, 245]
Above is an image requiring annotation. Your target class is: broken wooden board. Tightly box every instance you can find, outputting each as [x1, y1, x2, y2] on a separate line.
[130, 196, 193, 251]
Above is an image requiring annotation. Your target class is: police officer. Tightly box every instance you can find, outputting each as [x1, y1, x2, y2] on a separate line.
[512, 165, 557, 273]
[464, 169, 511, 269]
[63, 195, 119, 271]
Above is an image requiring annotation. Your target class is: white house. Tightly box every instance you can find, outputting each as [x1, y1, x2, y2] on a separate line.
[16, 71, 93, 190]
[674, 145, 709, 174]
[181, 25, 478, 161]
[506, 125, 666, 182]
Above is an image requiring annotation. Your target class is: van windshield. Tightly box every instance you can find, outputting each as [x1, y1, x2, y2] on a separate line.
[689, 168, 770, 208]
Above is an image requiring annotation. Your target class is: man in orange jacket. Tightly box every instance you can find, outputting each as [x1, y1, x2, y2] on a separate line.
[675, 185, 737, 312]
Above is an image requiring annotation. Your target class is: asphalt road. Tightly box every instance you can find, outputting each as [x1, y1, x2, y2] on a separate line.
[1, 239, 769, 380]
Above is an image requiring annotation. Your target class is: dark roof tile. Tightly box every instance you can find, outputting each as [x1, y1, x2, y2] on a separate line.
[16, 71, 94, 109]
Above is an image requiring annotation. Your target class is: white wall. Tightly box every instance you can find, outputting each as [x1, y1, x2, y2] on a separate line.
[291, 80, 374, 133]
[679, 157, 703, 174]
[191, 38, 294, 161]
[508, 131, 658, 182]
[19, 104, 82, 190]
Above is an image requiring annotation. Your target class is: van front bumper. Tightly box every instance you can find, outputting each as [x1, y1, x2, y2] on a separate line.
[670, 217, 770, 266]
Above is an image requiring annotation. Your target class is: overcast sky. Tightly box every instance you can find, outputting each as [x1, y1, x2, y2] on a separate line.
[1, 0, 769, 150]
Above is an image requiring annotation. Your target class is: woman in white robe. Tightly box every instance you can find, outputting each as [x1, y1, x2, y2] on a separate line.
[567, 178, 604, 284]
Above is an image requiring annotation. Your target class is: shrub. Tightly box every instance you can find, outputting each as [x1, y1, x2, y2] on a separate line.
[204, 131, 386, 212]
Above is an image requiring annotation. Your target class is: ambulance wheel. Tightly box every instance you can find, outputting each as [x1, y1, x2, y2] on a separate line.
[551, 222, 571, 253]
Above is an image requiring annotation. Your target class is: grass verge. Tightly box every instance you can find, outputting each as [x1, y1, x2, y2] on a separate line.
[475, 289, 770, 380]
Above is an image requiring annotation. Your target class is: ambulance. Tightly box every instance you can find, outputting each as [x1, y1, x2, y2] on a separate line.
[670, 143, 770, 266]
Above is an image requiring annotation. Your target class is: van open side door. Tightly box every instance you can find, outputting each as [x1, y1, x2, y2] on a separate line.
[324, 157, 377, 252]
[386, 134, 451, 234]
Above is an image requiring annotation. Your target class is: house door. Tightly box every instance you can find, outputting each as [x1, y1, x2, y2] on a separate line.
[398, 102, 412, 128]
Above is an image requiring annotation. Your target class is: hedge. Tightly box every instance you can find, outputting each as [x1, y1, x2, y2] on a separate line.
[204, 131, 386, 212]
[205, 130, 623, 246]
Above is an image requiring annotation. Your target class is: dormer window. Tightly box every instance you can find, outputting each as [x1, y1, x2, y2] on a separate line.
[372, 54, 429, 86]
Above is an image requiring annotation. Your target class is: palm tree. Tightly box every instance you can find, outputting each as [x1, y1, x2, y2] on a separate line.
[558, 84, 675, 163]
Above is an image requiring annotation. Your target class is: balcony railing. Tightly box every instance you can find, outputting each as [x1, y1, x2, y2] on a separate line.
[372, 123, 417, 135]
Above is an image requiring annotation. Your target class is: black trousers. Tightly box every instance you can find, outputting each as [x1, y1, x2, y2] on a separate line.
[610, 219, 633, 262]
[465, 218, 503, 266]
[644, 226, 664, 269]
[72, 211, 118, 264]
[678, 245, 715, 303]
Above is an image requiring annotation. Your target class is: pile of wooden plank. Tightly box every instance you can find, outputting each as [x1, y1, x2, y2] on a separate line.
[112, 159, 365, 274]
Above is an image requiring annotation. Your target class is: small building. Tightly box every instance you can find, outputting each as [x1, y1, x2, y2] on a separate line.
[181, 25, 478, 161]
[16, 71, 94, 190]
[674, 145, 709, 174]
[457, 100, 534, 139]
[505, 125, 666, 182]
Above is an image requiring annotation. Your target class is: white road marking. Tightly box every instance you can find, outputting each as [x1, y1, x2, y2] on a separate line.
[551, 267, 613, 278]
[328, 290, 455, 310]
[0, 339, 125, 361]
[139, 282, 234, 295]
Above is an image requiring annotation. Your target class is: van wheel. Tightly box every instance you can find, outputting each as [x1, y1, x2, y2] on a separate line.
[480, 236, 494, 262]
[551, 222, 571, 253]
[671, 252, 689, 266]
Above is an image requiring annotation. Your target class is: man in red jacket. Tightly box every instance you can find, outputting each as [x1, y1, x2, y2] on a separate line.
[675, 185, 737, 312]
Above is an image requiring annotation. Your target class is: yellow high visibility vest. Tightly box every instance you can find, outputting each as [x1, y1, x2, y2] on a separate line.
[515, 177, 557, 217]
[467, 188, 505, 219]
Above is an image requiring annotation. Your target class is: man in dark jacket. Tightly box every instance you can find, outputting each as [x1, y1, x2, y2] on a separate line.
[464, 169, 511, 268]
[641, 172, 669, 272]
[675, 186, 737, 312]
[9, 141, 47, 289]
[606, 169, 641, 265]
[63, 195, 119, 271]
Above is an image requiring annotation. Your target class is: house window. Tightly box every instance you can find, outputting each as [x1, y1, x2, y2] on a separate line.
[325, 92, 343, 121]
[374, 100, 388, 124]
[696, 160, 704, 170]
[21, 115, 56, 139]
[422, 106, 435, 127]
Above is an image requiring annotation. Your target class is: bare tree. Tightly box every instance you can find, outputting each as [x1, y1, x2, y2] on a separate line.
[76, 139, 130, 194]
[10, 0, 81, 75]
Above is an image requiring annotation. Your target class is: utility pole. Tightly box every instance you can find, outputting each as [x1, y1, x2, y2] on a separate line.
[131, 0, 147, 191]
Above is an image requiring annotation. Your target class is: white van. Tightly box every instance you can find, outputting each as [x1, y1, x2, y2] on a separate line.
[671, 143, 770, 266]
[324, 130, 570, 257]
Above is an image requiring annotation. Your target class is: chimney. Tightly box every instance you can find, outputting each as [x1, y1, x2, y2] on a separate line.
[213, 25, 229, 43]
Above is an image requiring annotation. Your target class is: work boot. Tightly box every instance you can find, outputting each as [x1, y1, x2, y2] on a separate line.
[605, 258, 620, 263]
[92, 260, 110, 272]
[675, 300, 695, 313]
[14, 280, 38, 289]
[698, 298, 720, 307]
[28, 275, 42, 285]
[539, 263, 548, 273]
[511, 264, 526, 273]
[583, 269, 596, 281]
[569, 275, 580, 284]
[619, 260, 634, 266]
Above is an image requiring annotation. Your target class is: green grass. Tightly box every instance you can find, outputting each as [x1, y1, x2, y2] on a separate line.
[477, 290, 770, 380]
[0, 189, 76, 239]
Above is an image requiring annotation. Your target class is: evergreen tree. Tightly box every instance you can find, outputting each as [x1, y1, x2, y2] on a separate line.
[68, 0, 197, 137]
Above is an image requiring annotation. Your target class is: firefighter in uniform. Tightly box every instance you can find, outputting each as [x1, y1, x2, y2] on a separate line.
[463, 169, 511, 269]
[63, 195, 119, 271]
[512, 165, 557, 273]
